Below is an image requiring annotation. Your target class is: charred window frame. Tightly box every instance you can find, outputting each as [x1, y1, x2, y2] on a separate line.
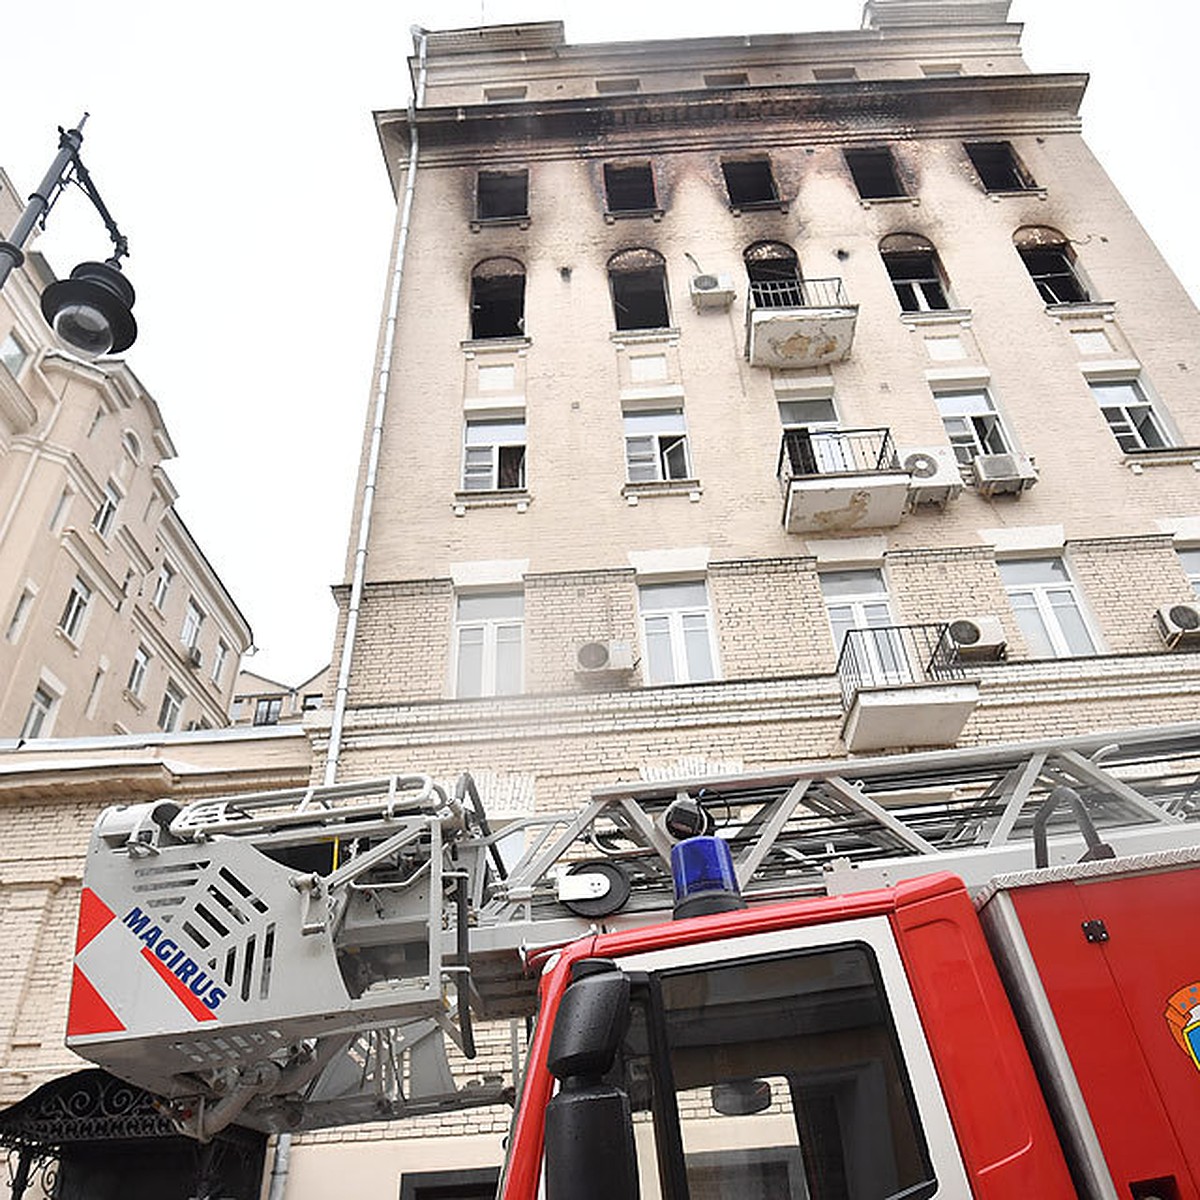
[470, 257, 526, 340]
[880, 234, 952, 312]
[965, 141, 1036, 192]
[609, 248, 671, 331]
[721, 157, 782, 211]
[603, 162, 659, 217]
[845, 147, 906, 200]
[1014, 227, 1090, 305]
[475, 169, 529, 224]
[744, 241, 803, 309]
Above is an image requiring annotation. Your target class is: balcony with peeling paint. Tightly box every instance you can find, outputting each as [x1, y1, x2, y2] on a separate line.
[777, 428, 910, 535]
[745, 277, 858, 369]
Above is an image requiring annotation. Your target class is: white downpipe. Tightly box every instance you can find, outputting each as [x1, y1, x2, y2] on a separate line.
[268, 28, 429, 1200]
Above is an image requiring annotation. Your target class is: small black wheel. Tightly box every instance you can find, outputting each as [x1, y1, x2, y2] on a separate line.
[562, 860, 631, 918]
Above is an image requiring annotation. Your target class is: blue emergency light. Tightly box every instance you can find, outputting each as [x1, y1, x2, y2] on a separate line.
[670, 836, 746, 920]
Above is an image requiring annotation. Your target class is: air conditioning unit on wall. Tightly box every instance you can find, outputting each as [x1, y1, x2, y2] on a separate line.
[1156, 602, 1200, 649]
[688, 273, 737, 312]
[946, 615, 1007, 661]
[898, 445, 964, 506]
[575, 640, 635, 675]
[972, 452, 1038, 497]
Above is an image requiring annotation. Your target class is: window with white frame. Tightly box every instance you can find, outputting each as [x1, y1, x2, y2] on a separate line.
[1178, 548, 1200, 598]
[462, 417, 526, 491]
[624, 408, 691, 483]
[254, 697, 283, 726]
[933, 390, 1011, 466]
[20, 683, 57, 740]
[819, 569, 907, 681]
[778, 397, 855, 475]
[5, 587, 34, 643]
[93, 480, 122, 538]
[158, 681, 185, 732]
[999, 558, 1097, 658]
[212, 639, 229, 685]
[128, 645, 151, 697]
[1, 331, 28, 377]
[638, 581, 718, 685]
[1089, 380, 1171, 452]
[182, 599, 205, 649]
[58, 577, 92, 642]
[454, 592, 524, 698]
[152, 563, 174, 610]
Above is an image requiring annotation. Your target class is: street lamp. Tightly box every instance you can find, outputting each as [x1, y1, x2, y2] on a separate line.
[0, 115, 136, 358]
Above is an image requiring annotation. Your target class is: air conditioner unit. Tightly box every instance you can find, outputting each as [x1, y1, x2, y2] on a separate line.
[1156, 602, 1200, 649]
[897, 445, 964, 506]
[689, 273, 737, 312]
[187, 647, 203, 669]
[946, 615, 1007, 661]
[972, 452, 1038, 497]
[575, 640, 635, 675]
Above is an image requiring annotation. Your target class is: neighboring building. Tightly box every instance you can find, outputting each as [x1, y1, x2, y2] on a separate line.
[0, 170, 252, 740]
[230, 664, 330, 726]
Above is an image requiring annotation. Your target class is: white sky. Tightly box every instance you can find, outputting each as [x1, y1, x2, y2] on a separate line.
[1, 1, 1196, 686]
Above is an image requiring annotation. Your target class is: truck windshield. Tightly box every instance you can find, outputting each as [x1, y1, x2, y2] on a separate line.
[613, 942, 936, 1200]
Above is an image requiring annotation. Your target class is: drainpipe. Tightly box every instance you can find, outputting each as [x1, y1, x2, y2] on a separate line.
[266, 25, 429, 1200]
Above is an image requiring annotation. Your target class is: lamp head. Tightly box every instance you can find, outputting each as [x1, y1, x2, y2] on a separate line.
[41, 260, 137, 358]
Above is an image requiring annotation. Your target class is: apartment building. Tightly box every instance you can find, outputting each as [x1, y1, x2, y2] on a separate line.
[229, 664, 329, 726]
[0, 169, 251, 740]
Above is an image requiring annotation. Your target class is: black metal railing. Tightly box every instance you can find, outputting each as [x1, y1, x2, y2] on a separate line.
[777, 427, 900, 484]
[835, 623, 965, 710]
[748, 276, 850, 310]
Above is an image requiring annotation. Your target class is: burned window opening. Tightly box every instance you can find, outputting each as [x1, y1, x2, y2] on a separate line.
[604, 163, 657, 214]
[470, 258, 526, 340]
[722, 158, 778, 208]
[745, 241, 803, 308]
[880, 236, 951, 313]
[477, 170, 529, 221]
[1014, 228, 1089, 304]
[845, 148, 906, 200]
[965, 142, 1036, 192]
[609, 249, 670, 331]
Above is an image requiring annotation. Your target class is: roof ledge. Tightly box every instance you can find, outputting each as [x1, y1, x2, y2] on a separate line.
[863, 0, 1013, 28]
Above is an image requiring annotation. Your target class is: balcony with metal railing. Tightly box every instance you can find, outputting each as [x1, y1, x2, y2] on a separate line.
[835, 623, 980, 751]
[777, 427, 911, 534]
[745, 277, 858, 369]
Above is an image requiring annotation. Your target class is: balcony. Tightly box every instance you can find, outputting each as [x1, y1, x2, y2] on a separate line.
[745, 277, 858, 369]
[836, 623, 980, 752]
[777, 428, 911, 534]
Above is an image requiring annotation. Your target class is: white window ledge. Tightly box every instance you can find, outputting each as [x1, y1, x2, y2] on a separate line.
[622, 479, 702, 504]
[900, 309, 973, 329]
[452, 490, 531, 515]
[1124, 448, 1200, 473]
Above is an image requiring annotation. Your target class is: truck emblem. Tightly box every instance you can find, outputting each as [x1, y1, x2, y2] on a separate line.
[1164, 982, 1200, 1070]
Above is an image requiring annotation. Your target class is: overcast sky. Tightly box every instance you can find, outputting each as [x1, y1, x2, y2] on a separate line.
[1, 1, 1196, 686]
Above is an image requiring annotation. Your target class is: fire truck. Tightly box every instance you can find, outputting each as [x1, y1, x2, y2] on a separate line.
[66, 723, 1200, 1199]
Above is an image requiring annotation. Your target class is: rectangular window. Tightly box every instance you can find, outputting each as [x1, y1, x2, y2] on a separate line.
[158, 681, 184, 732]
[0, 331, 28, 377]
[820, 569, 907, 681]
[49, 489, 72, 532]
[302, 693, 322, 711]
[463, 417, 527, 491]
[603, 162, 657, 213]
[93, 481, 121, 538]
[965, 141, 1035, 191]
[484, 85, 526, 102]
[778, 398, 854, 476]
[934, 390, 1010, 465]
[212, 639, 229, 685]
[1180, 549, 1200, 598]
[182, 599, 205, 649]
[624, 409, 691, 483]
[844, 148, 905, 199]
[1089, 380, 1170, 452]
[884, 252, 949, 311]
[58, 576, 92, 642]
[999, 558, 1097, 658]
[21, 684, 56, 740]
[721, 158, 778, 207]
[454, 592, 524, 698]
[152, 563, 174, 610]
[1019, 245, 1089, 304]
[476, 169, 528, 221]
[5, 588, 34, 643]
[253, 696, 283, 726]
[639, 580, 717, 685]
[128, 645, 151, 697]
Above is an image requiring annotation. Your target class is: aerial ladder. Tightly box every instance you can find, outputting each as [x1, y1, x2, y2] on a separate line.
[66, 721, 1200, 1143]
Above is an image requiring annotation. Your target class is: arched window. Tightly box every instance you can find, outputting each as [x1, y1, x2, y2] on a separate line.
[470, 257, 526, 340]
[121, 430, 142, 464]
[608, 248, 669, 331]
[744, 241, 802, 308]
[879, 233, 951, 312]
[1013, 226, 1089, 304]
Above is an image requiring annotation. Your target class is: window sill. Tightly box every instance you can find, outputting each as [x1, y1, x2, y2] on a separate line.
[899, 308, 973, 328]
[604, 207, 664, 224]
[453, 489, 531, 515]
[1123, 447, 1200, 472]
[985, 187, 1048, 201]
[859, 195, 918, 209]
[728, 199, 789, 216]
[123, 688, 146, 713]
[54, 627, 82, 655]
[610, 327, 681, 345]
[460, 336, 532, 352]
[1046, 300, 1116, 320]
[622, 479, 702, 504]
[470, 215, 531, 232]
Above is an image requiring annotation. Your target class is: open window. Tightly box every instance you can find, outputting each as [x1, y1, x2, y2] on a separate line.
[880, 234, 952, 312]
[609, 249, 670, 331]
[470, 257, 526, 340]
[463, 416, 527, 491]
[744, 241, 803, 308]
[964, 141, 1036, 192]
[721, 158, 779, 209]
[844, 148, 905, 200]
[1089, 379, 1172, 452]
[476, 169, 529, 222]
[1014, 226, 1090, 304]
[604, 163, 657, 215]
